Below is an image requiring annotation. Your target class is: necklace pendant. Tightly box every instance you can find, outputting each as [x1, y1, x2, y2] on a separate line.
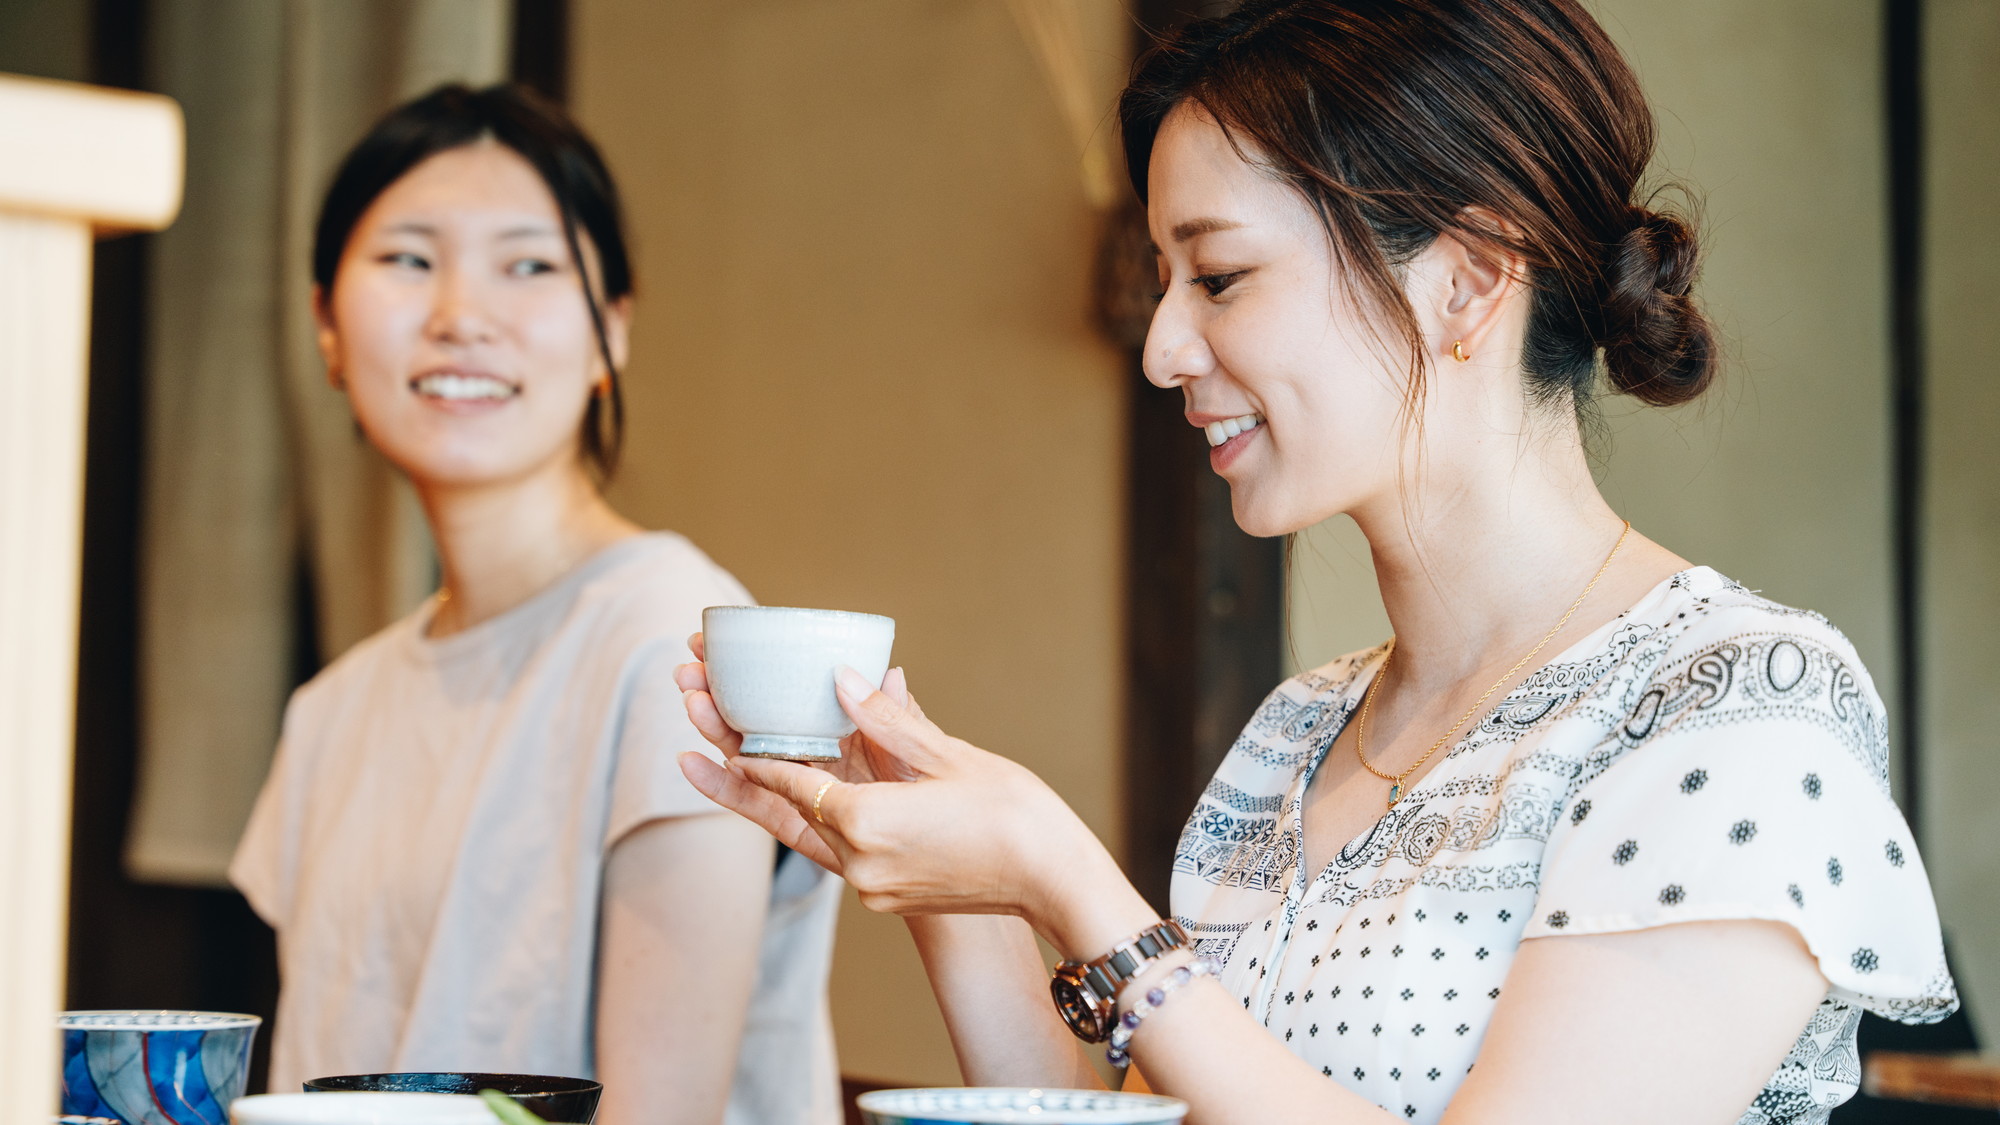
[1387, 782, 1402, 809]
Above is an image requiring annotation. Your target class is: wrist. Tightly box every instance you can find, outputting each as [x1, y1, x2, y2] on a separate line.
[996, 782, 1154, 958]
[1029, 832, 1158, 961]
[1104, 950, 1215, 1069]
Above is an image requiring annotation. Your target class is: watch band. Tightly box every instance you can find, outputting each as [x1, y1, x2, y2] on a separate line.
[1070, 919, 1189, 998]
[1049, 919, 1190, 1043]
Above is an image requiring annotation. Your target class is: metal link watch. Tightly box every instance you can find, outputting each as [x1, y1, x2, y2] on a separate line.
[1049, 919, 1190, 1043]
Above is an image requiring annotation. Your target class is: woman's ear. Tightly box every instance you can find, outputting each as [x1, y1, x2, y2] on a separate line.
[311, 283, 344, 390]
[1434, 207, 1530, 365]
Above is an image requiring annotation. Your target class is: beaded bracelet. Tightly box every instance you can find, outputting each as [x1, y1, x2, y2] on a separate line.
[1104, 956, 1220, 1068]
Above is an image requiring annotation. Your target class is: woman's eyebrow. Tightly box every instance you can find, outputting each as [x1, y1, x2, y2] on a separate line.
[496, 224, 562, 240]
[1172, 216, 1244, 243]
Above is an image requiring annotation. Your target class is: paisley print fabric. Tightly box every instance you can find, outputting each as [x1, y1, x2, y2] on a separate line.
[1170, 567, 1956, 1124]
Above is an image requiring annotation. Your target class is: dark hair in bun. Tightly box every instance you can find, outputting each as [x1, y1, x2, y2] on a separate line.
[1596, 209, 1715, 405]
[1122, 0, 1719, 413]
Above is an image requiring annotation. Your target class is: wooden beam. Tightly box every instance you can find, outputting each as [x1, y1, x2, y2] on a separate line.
[1864, 1051, 2000, 1110]
[0, 71, 181, 1125]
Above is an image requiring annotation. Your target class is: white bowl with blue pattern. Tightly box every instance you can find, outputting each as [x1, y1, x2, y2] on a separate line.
[59, 1010, 262, 1125]
[855, 1088, 1188, 1124]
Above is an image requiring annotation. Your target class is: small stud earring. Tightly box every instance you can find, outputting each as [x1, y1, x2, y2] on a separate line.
[593, 376, 612, 397]
[1451, 340, 1470, 363]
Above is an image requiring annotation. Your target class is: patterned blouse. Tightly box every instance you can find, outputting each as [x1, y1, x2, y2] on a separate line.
[1171, 567, 1956, 1125]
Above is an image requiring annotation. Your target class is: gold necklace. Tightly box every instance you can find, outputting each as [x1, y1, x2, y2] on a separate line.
[1356, 521, 1632, 811]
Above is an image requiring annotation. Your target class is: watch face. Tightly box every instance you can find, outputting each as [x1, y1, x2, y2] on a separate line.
[1050, 973, 1108, 1043]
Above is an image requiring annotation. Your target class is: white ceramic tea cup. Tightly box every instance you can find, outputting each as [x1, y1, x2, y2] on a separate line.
[230, 1093, 493, 1125]
[701, 605, 895, 761]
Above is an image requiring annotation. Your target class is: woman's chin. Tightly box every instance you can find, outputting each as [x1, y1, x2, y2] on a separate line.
[1229, 485, 1355, 539]
[1229, 492, 1306, 539]
[380, 447, 556, 491]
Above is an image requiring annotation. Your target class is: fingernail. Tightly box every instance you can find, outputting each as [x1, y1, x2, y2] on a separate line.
[834, 664, 877, 700]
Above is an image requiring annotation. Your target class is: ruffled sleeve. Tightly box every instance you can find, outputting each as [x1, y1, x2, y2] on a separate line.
[1522, 615, 1957, 1025]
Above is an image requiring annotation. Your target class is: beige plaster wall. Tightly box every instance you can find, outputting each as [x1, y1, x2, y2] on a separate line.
[1289, 0, 1899, 729]
[1919, 0, 2000, 1045]
[571, 0, 1131, 1087]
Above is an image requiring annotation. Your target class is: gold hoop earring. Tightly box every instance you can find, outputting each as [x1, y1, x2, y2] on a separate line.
[1451, 340, 1470, 363]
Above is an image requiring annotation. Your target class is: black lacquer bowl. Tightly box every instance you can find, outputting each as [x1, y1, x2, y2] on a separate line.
[304, 1073, 601, 1124]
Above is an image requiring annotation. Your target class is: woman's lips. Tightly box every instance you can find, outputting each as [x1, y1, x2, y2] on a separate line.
[411, 371, 519, 401]
[409, 370, 520, 413]
[1208, 416, 1264, 472]
[1203, 411, 1264, 447]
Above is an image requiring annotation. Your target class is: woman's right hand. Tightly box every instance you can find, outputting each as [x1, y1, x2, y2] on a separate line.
[678, 636, 1124, 1091]
[674, 631, 925, 783]
[672, 632, 924, 874]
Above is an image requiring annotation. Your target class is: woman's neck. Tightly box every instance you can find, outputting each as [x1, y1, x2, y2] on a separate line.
[419, 459, 642, 637]
[1349, 423, 1684, 693]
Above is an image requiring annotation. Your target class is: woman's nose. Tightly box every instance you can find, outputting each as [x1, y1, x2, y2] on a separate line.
[1141, 294, 1214, 389]
[425, 268, 499, 346]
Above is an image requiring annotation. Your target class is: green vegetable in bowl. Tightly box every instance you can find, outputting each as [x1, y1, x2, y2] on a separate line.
[479, 1090, 548, 1125]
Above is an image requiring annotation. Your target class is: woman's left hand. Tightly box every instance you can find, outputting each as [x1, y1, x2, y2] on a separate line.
[677, 665, 1152, 958]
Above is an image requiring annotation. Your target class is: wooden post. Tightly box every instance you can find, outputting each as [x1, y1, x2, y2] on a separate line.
[0, 73, 181, 1125]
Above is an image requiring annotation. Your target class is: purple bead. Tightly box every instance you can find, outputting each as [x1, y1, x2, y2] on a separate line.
[1146, 987, 1166, 1006]
[1170, 967, 1191, 986]
[1121, 1011, 1141, 1029]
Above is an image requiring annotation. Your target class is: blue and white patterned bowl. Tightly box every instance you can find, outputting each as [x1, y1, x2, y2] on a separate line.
[856, 1088, 1189, 1125]
[59, 1010, 261, 1125]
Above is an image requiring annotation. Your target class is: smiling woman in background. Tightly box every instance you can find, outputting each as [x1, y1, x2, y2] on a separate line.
[228, 84, 841, 1125]
[675, 2, 1956, 1123]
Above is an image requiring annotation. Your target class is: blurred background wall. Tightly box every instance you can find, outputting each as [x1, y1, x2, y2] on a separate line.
[4, 0, 1993, 1116]
[568, 0, 1132, 1086]
[1917, 0, 2000, 1062]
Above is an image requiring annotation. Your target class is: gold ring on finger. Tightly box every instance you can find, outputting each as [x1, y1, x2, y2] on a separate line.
[812, 779, 840, 824]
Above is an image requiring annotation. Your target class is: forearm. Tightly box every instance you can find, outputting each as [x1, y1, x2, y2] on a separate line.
[906, 913, 1101, 1089]
[1111, 966, 1397, 1125]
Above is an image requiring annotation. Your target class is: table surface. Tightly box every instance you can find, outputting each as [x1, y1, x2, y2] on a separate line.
[1864, 1051, 2000, 1109]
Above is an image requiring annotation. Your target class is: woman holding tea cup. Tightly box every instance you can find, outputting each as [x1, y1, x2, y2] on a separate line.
[676, 2, 1956, 1122]
[229, 85, 842, 1125]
